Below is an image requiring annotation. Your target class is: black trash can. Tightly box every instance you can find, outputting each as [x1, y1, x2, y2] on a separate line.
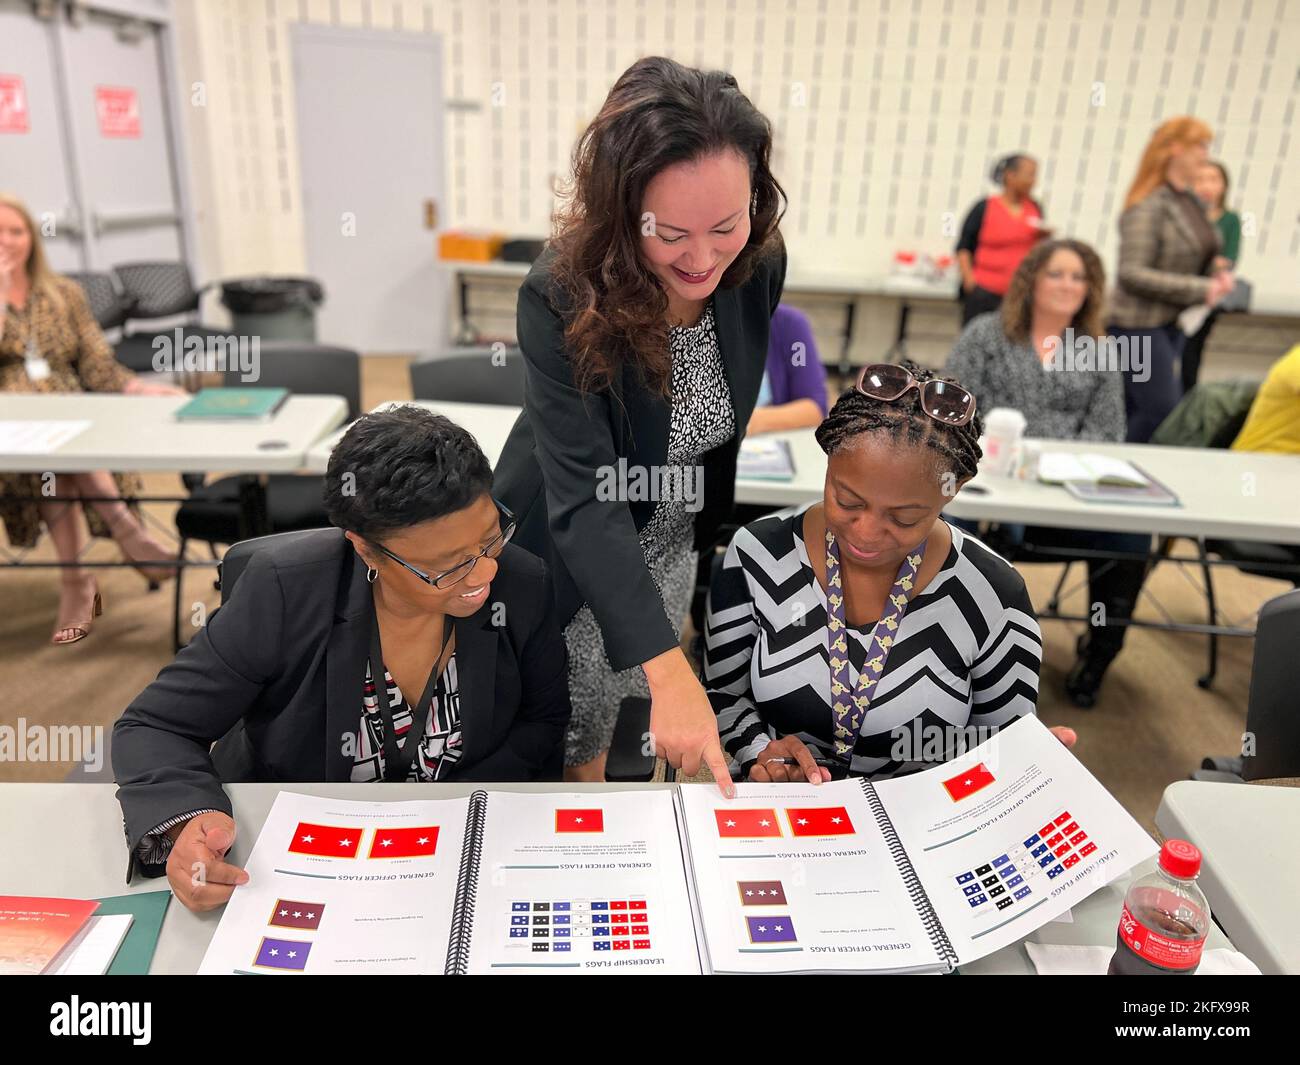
[220, 277, 325, 341]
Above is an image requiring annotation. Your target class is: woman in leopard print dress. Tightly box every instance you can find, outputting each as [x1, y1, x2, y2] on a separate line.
[0, 193, 182, 644]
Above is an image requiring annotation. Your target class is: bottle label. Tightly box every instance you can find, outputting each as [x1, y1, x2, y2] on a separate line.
[1118, 903, 1205, 970]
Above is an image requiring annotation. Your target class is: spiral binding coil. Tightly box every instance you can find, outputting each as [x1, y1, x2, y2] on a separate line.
[444, 789, 489, 974]
[859, 778, 959, 969]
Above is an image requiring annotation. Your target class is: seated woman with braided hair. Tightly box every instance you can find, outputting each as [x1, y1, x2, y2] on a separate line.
[703, 362, 1075, 783]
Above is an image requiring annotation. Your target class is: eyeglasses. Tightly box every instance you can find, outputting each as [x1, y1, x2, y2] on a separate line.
[855, 363, 977, 427]
[374, 500, 517, 590]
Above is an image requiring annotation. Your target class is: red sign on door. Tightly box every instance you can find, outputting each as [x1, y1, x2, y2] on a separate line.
[0, 75, 29, 134]
[95, 85, 140, 138]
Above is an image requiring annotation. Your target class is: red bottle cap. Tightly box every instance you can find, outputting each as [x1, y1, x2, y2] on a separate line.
[1158, 839, 1202, 879]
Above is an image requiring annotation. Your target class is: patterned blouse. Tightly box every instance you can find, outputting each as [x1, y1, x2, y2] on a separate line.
[636, 301, 736, 557]
[350, 655, 463, 781]
[0, 274, 133, 394]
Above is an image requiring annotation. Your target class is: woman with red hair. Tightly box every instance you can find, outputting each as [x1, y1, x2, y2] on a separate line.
[1108, 117, 1235, 442]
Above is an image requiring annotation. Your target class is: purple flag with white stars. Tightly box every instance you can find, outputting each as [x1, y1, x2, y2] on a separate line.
[745, 915, 797, 943]
[255, 937, 311, 971]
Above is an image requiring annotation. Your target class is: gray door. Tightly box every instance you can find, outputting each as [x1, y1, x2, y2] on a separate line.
[0, 0, 189, 273]
[59, 5, 183, 267]
[0, 0, 84, 271]
[291, 24, 447, 356]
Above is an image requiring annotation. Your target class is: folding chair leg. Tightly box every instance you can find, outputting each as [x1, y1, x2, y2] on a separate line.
[1046, 563, 1071, 614]
[172, 537, 188, 653]
[1196, 538, 1217, 689]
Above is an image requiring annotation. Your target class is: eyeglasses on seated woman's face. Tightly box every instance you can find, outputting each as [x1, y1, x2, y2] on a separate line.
[372, 498, 516, 591]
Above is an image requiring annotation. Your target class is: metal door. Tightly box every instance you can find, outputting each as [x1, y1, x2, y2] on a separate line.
[291, 24, 447, 355]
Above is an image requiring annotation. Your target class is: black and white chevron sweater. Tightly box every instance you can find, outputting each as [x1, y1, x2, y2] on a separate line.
[704, 505, 1042, 779]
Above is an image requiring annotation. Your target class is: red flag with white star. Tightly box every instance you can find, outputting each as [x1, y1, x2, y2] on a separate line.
[942, 763, 996, 802]
[367, 825, 440, 858]
[785, 806, 855, 836]
[714, 808, 782, 838]
[287, 821, 362, 858]
[555, 808, 604, 833]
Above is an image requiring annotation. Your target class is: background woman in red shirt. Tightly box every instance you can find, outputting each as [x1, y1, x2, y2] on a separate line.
[955, 154, 1049, 325]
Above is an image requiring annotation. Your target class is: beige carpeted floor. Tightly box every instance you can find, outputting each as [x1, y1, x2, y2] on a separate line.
[1, 354, 1291, 837]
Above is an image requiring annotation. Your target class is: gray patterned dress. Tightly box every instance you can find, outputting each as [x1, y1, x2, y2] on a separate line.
[562, 301, 735, 766]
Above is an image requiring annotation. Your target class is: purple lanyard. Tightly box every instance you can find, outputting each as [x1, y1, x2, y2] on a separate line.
[824, 530, 926, 761]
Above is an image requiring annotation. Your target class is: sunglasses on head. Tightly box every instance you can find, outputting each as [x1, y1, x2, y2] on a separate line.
[854, 363, 977, 427]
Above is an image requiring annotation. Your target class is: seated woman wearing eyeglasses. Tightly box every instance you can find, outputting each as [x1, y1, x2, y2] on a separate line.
[704, 363, 1075, 784]
[113, 405, 571, 908]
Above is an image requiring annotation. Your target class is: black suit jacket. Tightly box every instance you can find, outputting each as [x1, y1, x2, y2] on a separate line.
[112, 529, 570, 878]
[494, 243, 787, 672]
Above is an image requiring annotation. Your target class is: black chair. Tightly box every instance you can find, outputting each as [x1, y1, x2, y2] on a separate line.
[1194, 588, 1300, 783]
[171, 343, 362, 650]
[112, 261, 235, 375]
[64, 270, 134, 332]
[209, 530, 332, 779]
[605, 697, 657, 782]
[409, 346, 526, 406]
[218, 529, 325, 602]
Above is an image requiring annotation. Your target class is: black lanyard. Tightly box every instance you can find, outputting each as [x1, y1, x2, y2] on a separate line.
[368, 608, 454, 782]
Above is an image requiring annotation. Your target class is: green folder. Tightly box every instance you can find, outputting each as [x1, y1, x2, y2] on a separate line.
[174, 387, 289, 421]
[93, 890, 172, 975]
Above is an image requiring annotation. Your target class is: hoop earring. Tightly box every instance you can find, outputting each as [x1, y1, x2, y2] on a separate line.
[366, 566, 379, 584]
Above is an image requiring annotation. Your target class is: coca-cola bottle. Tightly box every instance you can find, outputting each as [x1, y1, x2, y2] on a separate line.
[1108, 839, 1211, 975]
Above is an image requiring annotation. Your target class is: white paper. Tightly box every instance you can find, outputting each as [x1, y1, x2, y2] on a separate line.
[677, 780, 945, 974]
[48, 914, 134, 975]
[462, 790, 703, 974]
[1178, 303, 1212, 336]
[0, 419, 91, 454]
[198, 791, 470, 974]
[873, 715, 1159, 966]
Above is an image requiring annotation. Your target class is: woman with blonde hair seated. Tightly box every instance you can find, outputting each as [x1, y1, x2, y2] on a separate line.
[0, 192, 182, 644]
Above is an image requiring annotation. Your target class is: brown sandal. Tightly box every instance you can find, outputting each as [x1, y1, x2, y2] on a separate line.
[52, 578, 104, 645]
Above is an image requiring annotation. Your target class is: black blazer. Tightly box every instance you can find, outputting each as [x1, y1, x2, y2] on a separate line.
[112, 529, 570, 878]
[494, 243, 788, 673]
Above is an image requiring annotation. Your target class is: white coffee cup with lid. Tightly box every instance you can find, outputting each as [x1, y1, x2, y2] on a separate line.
[979, 407, 1028, 478]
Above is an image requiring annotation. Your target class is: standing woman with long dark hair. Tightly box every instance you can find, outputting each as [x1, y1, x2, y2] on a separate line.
[495, 56, 786, 791]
